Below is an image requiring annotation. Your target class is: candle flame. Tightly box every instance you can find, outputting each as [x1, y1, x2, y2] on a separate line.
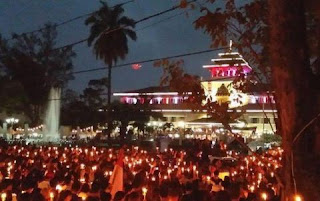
[294, 194, 302, 201]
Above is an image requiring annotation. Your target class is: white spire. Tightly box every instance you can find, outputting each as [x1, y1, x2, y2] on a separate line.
[229, 40, 233, 51]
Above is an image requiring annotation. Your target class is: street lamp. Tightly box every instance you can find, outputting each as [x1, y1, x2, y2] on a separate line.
[5, 118, 19, 140]
[178, 121, 185, 146]
[6, 118, 19, 127]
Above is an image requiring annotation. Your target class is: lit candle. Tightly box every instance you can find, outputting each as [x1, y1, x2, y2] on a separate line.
[56, 184, 62, 192]
[12, 194, 17, 201]
[294, 194, 302, 201]
[142, 187, 148, 200]
[261, 192, 267, 200]
[49, 192, 54, 201]
[249, 186, 255, 193]
[80, 164, 85, 169]
[1, 193, 6, 201]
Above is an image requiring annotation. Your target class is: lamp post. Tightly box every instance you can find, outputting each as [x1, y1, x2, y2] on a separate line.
[178, 121, 185, 146]
[5, 118, 19, 140]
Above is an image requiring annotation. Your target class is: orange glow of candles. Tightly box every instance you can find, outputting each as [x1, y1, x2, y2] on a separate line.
[151, 177, 156, 181]
[207, 176, 211, 182]
[92, 166, 97, 171]
[261, 192, 267, 200]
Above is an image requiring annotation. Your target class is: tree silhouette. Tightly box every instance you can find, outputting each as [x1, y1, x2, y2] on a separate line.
[0, 24, 75, 125]
[85, 2, 137, 136]
[85, 3, 137, 105]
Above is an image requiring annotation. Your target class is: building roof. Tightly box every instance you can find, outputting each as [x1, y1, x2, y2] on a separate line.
[187, 117, 237, 124]
[235, 103, 277, 112]
[201, 77, 235, 82]
[120, 86, 171, 93]
[203, 51, 252, 69]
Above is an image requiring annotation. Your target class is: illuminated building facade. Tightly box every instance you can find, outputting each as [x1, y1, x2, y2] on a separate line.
[113, 46, 277, 137]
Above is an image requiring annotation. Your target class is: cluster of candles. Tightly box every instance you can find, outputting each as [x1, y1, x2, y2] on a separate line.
[0, 144, 303, 201]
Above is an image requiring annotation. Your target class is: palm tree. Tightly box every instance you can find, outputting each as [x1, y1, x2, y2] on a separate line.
[85, 2, 137, 104]
[85, 2, 137, 136]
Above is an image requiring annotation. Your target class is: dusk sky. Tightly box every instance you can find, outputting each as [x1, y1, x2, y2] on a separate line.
[0, 0, 220, 93]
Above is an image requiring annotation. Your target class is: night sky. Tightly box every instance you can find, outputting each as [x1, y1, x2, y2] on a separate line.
[0, 0, 219, 93]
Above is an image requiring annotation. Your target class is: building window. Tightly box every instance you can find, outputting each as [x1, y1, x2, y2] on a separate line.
[171, 117, 176, 122]
[250, 118, 259, 123]
[263, 118, 269, 124]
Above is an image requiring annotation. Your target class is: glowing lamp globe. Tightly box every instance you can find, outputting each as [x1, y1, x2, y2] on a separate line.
[131, 64, 141, 70]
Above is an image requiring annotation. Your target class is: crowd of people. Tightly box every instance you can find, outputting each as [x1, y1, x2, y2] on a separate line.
[0, 140, 283, 201]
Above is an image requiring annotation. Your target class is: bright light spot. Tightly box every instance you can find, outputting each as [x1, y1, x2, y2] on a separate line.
[261, 192, 267, 200]
[294, 194, 302, 201]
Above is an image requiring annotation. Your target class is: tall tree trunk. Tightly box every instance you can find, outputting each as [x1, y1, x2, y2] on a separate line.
[107, 65, 112, 139]
[120, 121, 128, 140]
[107, 65, 112, 105]
[268, 0, 318, 200]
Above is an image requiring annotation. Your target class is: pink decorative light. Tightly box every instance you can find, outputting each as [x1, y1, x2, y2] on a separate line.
[131, 64, 142, 70]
